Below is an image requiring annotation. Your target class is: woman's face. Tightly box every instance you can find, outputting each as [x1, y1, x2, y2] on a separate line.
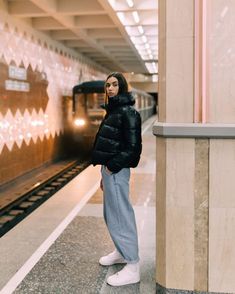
[105, 76, 119, 97]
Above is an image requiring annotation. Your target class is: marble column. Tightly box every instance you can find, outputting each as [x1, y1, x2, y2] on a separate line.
[154, 0, 235, 293]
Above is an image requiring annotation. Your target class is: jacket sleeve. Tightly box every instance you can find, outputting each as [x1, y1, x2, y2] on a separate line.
[106, 109, 142, 173]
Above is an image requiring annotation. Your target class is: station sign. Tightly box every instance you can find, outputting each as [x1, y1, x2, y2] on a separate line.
[5, 65, 30, 92]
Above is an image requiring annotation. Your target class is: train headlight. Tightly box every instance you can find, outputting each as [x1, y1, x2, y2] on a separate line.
[74, 118, 86, 127]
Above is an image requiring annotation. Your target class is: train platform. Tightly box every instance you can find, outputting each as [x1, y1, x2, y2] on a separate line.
[0, 115, 157, 294]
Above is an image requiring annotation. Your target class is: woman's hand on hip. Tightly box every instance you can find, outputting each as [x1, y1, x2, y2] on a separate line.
[105, 166, 112, 175]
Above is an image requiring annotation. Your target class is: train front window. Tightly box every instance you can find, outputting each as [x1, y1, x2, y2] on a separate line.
[87, 93, 103, 110]
[75, 94, 86, 117]
[87, 93, 105, 116]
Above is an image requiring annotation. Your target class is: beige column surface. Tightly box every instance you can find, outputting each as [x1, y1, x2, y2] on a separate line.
[209, 140, 235, 293]
[159, 0, 194, 123]
[158, 0, 167, 122]
[157, 0, 235, 293]
[166, 37, 194, 123]
[165, 138, 195, 289]
[157, 0, 195, 290]
[209, 1, 235, 123]
[208, 1, 235, 292]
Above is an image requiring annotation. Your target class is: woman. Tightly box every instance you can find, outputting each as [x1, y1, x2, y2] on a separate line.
[91, 72, 142, 286]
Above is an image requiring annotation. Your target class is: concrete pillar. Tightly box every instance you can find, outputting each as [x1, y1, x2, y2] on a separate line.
[154, 0, 235, 293]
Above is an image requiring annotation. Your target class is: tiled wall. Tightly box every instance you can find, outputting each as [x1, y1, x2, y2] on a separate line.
[0, 20, 106, 185]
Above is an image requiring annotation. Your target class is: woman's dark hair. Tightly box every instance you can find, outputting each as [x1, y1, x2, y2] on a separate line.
[105, 72, 128, 95]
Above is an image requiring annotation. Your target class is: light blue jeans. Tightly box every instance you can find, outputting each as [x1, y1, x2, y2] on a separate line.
[101, 165, 139, 264]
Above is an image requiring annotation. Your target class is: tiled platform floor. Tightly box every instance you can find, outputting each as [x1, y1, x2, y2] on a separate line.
[1, 115, 157, 294]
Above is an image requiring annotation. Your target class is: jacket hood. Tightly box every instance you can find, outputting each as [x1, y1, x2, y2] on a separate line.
[105, 92, 135, 111]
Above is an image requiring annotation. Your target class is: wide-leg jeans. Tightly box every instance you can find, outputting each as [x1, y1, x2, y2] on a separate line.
[101, 165, 139, 263]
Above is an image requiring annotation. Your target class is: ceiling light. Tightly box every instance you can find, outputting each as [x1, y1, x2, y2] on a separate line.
[141, 35, 147, 43]
[137, 26, 144, 34]
[132, 11, 140, 23]
[134, 44, 144, 50]
[148, 38, 158, 45]
[152, 74, 158, 82]
[117, 12, 126, 24]
[145, 62, 158, 73]
[130, 36, 137, 43]
[126, 0, 134, 8]
[131, 37, 144, 45]
[151, 48, 158, 53]
[125, 26, 141, 36]
[137, 49, 148, 55]
[152, 61, 157, 67]
[150, 44, 158, 50]
[125, 26, 132, 35]
[140, 55, 150, 61]
[108, 0, 116, 8]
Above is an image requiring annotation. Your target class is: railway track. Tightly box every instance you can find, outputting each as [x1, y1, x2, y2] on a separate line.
[0, 160, 90, 238]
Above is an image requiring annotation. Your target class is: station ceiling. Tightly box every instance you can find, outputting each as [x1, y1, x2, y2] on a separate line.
[6, 0, 158, 75]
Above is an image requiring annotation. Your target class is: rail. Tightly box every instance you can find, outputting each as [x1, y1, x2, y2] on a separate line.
[0, 160, 90, 237]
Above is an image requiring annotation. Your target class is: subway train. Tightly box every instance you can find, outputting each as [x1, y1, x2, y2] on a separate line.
[63, 80, 156, 156]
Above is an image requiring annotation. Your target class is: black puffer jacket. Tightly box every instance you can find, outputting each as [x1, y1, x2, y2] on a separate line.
[91, 92, 142, 173]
